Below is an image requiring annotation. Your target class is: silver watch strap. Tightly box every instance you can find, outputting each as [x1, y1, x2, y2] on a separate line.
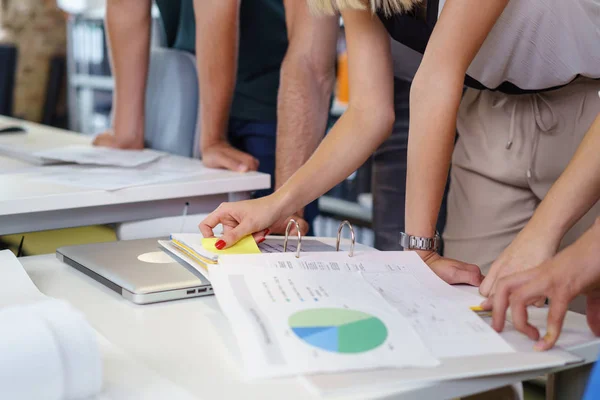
[399, 232, 440, 252]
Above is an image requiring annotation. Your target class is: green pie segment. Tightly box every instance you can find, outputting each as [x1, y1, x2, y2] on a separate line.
[289, 308, 388, 354]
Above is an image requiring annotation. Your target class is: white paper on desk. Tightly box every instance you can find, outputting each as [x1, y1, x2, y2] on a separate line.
[209, 264, 439, 378]
[35, 145, 163, 167]
[0, 249, 46, 306]
[30, 156, 213, 191]
[219, 251, 512, 358]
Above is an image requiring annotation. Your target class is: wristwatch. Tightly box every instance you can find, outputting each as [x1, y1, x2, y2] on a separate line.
[399, 232, 440, 252]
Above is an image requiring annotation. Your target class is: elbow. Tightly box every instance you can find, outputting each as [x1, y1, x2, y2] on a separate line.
[349, 103, 395, 144]
[409, 69, 432, 112]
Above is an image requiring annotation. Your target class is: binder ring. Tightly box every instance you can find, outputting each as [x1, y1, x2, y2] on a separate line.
[283, 219, 302, 258]
[336, 220, 355, 257]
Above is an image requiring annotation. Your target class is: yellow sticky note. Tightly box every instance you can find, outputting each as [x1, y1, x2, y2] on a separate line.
[470, 306, 484, 312]
[201, 235, 261, 255]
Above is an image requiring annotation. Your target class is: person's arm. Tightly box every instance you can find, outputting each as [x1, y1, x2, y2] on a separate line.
[272, 0, 338, 231]
[200, 9, 395, 244]
[273, 10, 394, 216]
[484, 217, 600, 350]
[481, 113, 600, 296]
[93, 0, 151, 149]
[193, 0, 258, 172]
[404, 0, 509, 256]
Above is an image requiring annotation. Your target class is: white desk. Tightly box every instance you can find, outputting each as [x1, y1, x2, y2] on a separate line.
[20, 252, 600, 400]
[0, 118, 270, 235]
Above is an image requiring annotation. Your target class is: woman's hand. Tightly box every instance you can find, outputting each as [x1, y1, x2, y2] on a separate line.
[420, 251, 484, 286]
[199, 195, 284, 249]
[482, 218, 600, 350]
[479, 227, 559, 303]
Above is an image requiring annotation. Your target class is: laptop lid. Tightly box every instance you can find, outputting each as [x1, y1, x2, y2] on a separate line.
[56, 238, 211, 304]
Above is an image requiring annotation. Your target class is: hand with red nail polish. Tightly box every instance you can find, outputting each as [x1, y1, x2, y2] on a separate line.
[199, 195, 287, 249]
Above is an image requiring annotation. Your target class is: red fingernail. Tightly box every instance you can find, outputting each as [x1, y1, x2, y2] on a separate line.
[215, 240, 226, 250]
[264, 229, 270, 236]
[257, 238, 265, 244]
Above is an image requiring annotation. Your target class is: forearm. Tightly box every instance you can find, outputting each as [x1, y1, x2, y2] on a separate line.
[105, 0, 151, 143]
[405, 71, 462, 238]
[275, 6, 337, 213]
[273, 10, 394, 219]
[553, 217, 600, 294]
[525, 114, 600, 246]
[276, 106, 394, 218]
[404, 0, 509, 240]
[194, 0, 239, 150]
[275, 55, 335, 194]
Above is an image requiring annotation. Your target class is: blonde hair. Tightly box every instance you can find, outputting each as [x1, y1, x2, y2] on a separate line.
[307, 0, 422, 16]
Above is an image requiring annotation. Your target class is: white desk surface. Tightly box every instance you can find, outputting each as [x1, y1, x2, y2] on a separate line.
[0, 117, 270, 235]
[19, 248, 600, 400]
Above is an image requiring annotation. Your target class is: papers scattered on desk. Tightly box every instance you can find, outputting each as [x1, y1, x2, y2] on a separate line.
[29, 156, 214, 191]
[35, 145, 163, 167]
[0, 143, 163, 167]
[0, 250, 103, 400]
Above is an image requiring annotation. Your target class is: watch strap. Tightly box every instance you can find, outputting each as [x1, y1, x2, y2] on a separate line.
[399, 232, 440, 252]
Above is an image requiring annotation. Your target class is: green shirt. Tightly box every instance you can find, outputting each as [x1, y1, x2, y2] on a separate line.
[154, 0, 288, 122]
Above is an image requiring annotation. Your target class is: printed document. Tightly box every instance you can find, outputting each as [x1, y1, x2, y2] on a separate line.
[212, 251, 514, 378]
[209, 264, 440, 378]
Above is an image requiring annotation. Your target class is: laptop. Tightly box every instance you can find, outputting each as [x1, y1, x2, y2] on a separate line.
[56, 238, 212, 305]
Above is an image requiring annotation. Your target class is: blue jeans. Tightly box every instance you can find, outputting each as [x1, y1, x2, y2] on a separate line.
[228, 118, 319, 235]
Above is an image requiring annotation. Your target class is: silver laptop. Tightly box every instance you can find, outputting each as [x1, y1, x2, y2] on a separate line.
[56, 238, 212, 305]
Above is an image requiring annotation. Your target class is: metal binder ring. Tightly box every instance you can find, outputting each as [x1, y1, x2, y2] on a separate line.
[336, 220, 355, 257]
[283, 219, 302, 258]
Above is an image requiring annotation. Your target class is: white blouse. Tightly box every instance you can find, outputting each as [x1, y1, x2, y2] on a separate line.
[439, 0, 600, 91]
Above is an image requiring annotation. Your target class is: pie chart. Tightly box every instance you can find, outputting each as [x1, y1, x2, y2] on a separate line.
[289, 308, 388, 354]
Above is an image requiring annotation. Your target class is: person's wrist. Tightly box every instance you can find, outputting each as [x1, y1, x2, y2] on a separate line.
[414, 249, 438, 262]
[517, 219, 563, 255]
[201, 138, 227, 152]
[525, 209, 572, 250]
[271, 187, 300, 222]
[113, 118, 144, 147]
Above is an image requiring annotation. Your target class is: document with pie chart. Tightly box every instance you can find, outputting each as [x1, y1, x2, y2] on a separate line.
[209, 265, 440, 378]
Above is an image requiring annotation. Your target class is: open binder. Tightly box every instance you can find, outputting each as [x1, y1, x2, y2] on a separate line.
[181, 223, 584, 382]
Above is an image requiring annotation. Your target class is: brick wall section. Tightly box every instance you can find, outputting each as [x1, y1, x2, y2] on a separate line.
[0, 0, 67, 122]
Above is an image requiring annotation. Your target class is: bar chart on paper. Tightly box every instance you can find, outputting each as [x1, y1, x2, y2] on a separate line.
[289, 308, 388, 354]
